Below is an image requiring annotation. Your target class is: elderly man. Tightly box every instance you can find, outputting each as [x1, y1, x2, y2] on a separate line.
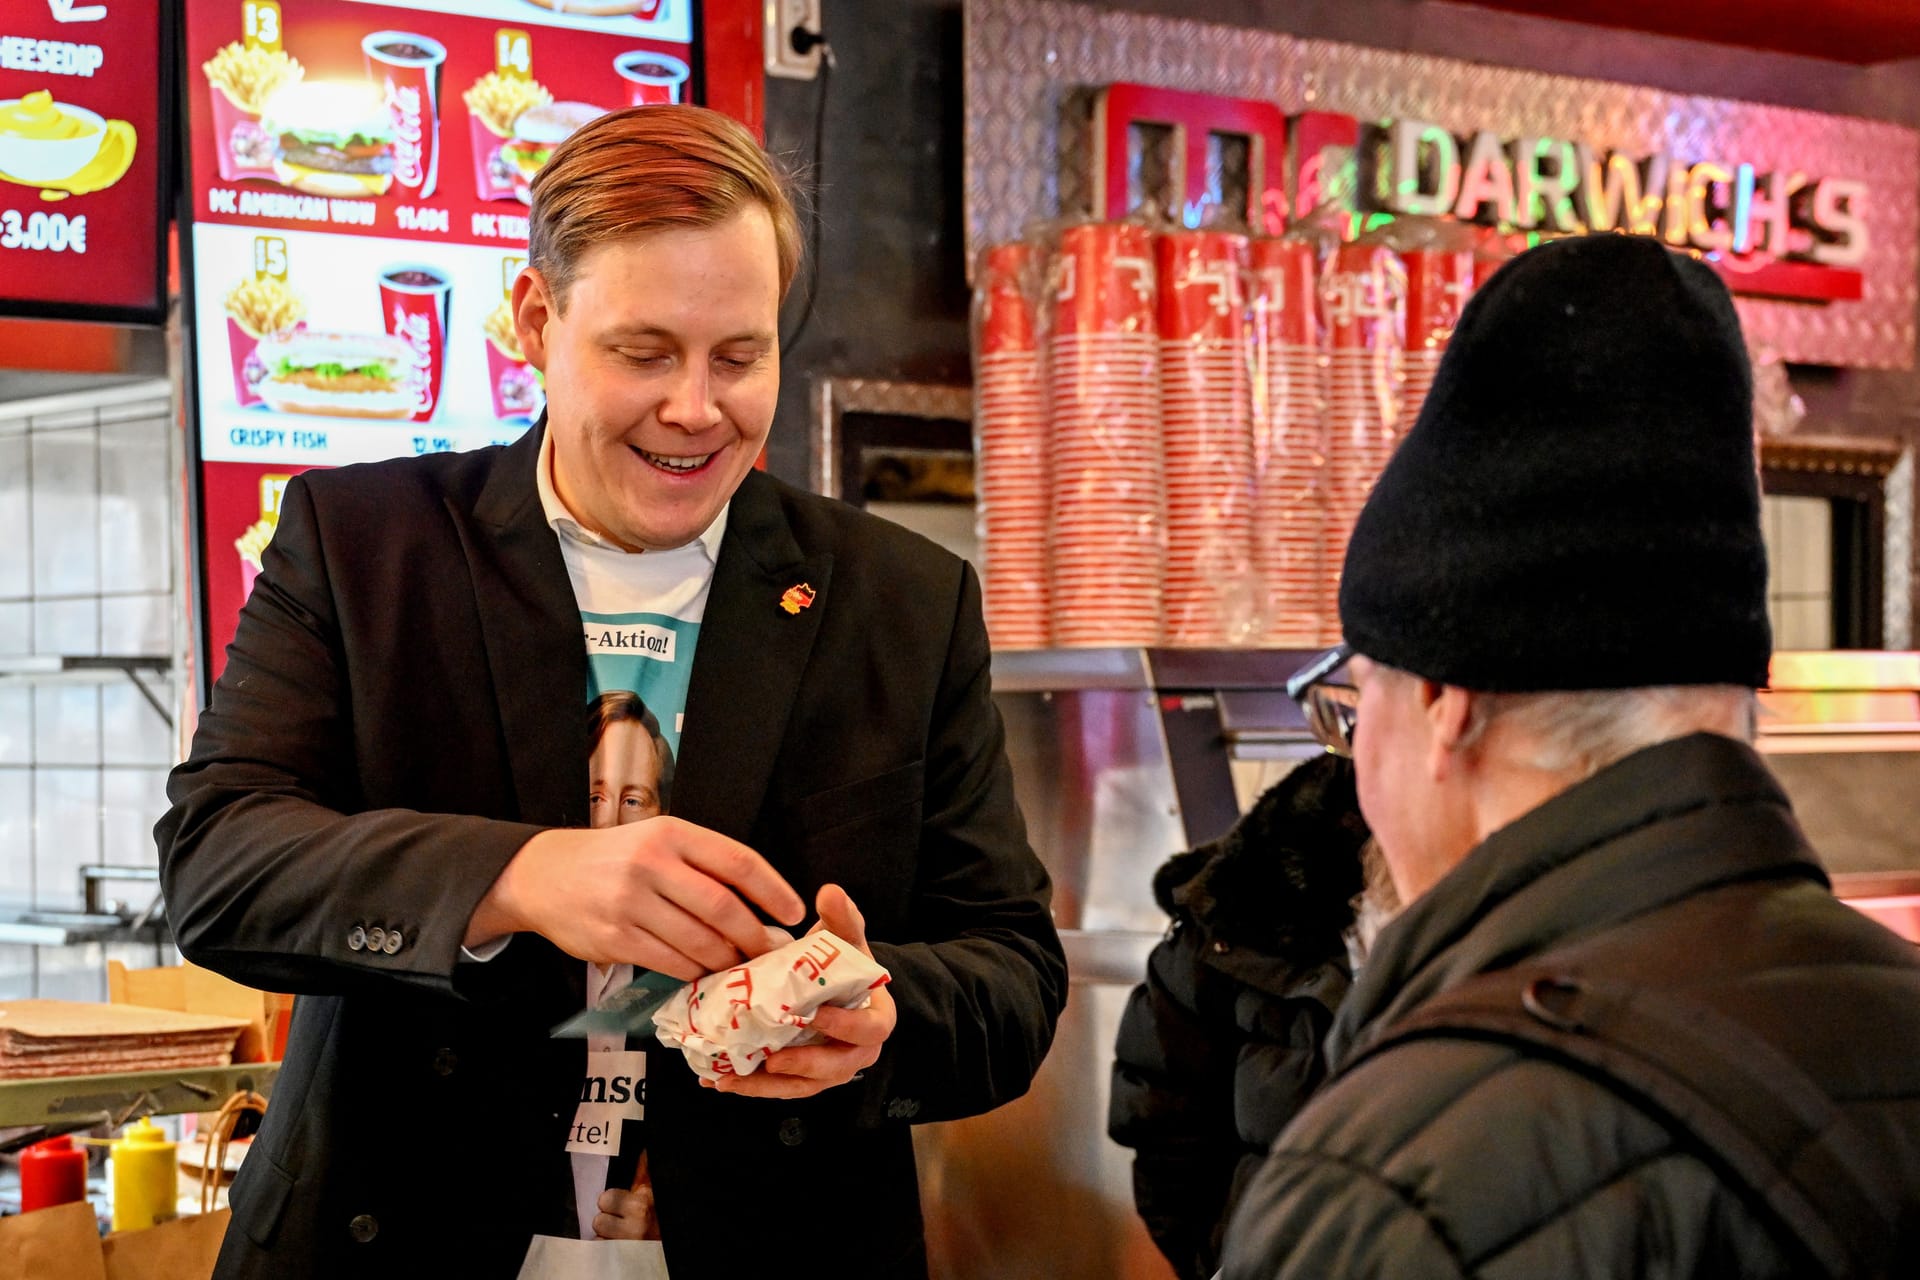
[1222, 235, 1920, 1278]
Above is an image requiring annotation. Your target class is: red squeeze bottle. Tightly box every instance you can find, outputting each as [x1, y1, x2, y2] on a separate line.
[21, 1135, 89, 1211]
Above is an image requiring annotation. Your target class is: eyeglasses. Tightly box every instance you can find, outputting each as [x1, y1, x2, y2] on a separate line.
[1286, 642, 1358, 757]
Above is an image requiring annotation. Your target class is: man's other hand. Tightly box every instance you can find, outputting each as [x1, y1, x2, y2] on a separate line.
[706, 883, 897, 1100]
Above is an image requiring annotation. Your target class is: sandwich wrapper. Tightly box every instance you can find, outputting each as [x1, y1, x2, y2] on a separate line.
[654, 930, 890, 1080]
[552, 931, 889, 1081]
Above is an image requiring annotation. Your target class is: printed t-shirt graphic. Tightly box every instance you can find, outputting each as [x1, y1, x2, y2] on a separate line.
[569, 610, 701, 1229]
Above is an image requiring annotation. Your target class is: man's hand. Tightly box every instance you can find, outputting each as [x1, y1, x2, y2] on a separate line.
[706, 883, 897, 1100]
[464, 818, 805, 979]
[593, 1154, 659, 1241]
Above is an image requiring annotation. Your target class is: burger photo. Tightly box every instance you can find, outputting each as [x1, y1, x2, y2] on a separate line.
[261, 82, 396, 198]
[501, 101, 604, 203]
[253, 331, 418, 420]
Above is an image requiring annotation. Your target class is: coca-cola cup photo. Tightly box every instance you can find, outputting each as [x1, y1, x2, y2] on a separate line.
[363, 31, 447, 199]
[614, 51, 689, 106]
[378, 264, 452, 423]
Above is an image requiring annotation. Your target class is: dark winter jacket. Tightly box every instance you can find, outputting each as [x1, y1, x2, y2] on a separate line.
[1221, 733, 1920, 1279]
[1109, 755, 1370, 1280]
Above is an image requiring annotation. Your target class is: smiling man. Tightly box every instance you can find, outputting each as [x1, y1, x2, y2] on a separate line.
[158, 106, 1065, 1280]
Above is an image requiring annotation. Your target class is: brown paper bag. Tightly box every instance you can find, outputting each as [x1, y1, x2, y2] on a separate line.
[0, 1202, 110, 1280]
[101, 1211, 230, 1280]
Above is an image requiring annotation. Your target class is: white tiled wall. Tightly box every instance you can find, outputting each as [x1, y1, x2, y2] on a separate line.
[0, 382, 176, 999]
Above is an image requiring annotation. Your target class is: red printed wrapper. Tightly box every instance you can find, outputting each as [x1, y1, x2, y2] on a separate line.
[379, 265, 452, 423]
[1047, 223, 1164, 647]
[1403, 248, 1474, 355]
[1249, 236, 1328, 646]
[1053, 222, 1157, 338]
[614, 50, 689, 106]
[226, 317, 265, 408]
[973, 241, 1049, 649]
[1250, 237, 1319, 347]
[364, 31, 447, 200]
[1321, 241, 1407, 643]
[652, 931, 890, 1081]
[1323, 242, 1405, 355]
[485, 339, 540, 421]
[469, 115, 516, 201]
[977, 241, 1038, 354]
[209, 87, 275, 183]
[1155, 229, 1247, 345]
[1156, 229, 1257, 646]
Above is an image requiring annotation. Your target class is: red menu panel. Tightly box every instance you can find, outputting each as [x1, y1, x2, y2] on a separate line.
[0, 0, 166, 321]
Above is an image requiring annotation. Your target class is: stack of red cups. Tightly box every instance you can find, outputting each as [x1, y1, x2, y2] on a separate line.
[1249, 236, 1328, 647]
[1156, 229, 1258, 647]
[973, 242, 1051, 649]
[1402, 245, 1474, 430]
[1048, 222, 1165, 647]
[1320, 241, 1407, 644]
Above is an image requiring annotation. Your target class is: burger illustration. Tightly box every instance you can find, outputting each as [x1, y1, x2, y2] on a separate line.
[253, 330, 419, 419]
[501, 101, 604, 203]
[260, 82, 396, 198]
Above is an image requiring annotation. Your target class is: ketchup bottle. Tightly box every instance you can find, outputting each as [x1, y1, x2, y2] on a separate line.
[20, 1135, 89, 1211]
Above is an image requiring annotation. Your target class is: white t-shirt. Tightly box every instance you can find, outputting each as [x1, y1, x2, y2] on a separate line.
[473, 429, 728, 1241]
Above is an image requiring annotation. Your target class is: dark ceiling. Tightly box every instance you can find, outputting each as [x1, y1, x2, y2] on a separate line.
[1456, 0, 1920, 65]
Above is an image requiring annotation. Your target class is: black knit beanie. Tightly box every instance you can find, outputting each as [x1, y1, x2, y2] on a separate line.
[1338, 234, 1771, 692]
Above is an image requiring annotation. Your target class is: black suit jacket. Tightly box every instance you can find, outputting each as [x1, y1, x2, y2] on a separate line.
[157, 424, 1067, 1278]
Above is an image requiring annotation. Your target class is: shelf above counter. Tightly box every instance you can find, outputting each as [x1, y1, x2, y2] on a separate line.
[0, 1062, 280, 1136]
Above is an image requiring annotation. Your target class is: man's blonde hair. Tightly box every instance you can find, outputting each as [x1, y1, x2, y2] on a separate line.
[528, 104, 801, 311]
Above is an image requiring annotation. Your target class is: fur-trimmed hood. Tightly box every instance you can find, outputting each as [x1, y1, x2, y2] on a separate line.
[1153, 754, 1369, 970]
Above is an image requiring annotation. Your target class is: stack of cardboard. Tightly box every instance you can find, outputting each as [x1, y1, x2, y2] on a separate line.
[107, 960, 290, 1064]
[0, 1000, 247, 1079]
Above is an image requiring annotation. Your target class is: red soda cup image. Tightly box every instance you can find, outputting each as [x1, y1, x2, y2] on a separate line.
[379, 264, 451, 423]
[363, 31, 447, 199]
[614, 51, 689, 106]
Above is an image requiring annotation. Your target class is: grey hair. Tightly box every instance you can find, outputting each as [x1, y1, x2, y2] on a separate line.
[1458, 685, 1759, 779]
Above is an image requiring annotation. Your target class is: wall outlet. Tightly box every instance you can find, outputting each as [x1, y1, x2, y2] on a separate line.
[764, 0, 824, 81]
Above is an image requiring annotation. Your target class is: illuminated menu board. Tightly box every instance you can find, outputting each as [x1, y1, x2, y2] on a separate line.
[0, 0, 167, 323]
[183, 0, 701, 675]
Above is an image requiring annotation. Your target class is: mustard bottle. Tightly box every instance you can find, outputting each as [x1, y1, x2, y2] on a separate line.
[110, 1117, 178, 1231]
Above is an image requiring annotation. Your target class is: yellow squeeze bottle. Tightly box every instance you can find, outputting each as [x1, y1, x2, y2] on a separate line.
[110, 1117, 178, 1231]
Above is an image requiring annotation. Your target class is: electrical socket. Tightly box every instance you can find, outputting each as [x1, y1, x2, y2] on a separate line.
[764, 0, 824, 81]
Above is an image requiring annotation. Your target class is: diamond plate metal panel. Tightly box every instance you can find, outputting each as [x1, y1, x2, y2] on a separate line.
[966, 0, 1920, 369]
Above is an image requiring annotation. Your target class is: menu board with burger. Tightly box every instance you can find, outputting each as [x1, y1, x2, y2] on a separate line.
[0, 0, 166, 322]
[184, 0, 702, 676]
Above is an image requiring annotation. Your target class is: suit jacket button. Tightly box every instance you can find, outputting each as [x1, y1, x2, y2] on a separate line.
[348, 1213, 378, 1243]
[383, 930, 404, 955]
[366, 927, 387, 953]
[347, 926, 367, 952]
[432, 1047, 458, 1077]
[777, 1117, 806, 1147]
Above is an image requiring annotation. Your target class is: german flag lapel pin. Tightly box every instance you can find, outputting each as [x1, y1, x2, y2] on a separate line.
[780, 583, 817, 615]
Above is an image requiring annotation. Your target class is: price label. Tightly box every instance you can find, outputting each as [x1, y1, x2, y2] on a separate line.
[1, 210, 88, 254]
[495, 28, 533, 80]
[501, 255, 527, 299]
[252, 235, 288, 281]
[259, 475, 290, 521]
[243, 1, 283, 53]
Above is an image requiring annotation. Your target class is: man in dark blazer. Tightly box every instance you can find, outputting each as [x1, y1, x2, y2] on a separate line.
[157, 105, 1065, 1279]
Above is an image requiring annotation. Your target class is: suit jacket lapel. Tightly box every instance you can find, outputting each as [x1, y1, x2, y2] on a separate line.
[673, 470, 833, 846]
[455, 417, 590, 832]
